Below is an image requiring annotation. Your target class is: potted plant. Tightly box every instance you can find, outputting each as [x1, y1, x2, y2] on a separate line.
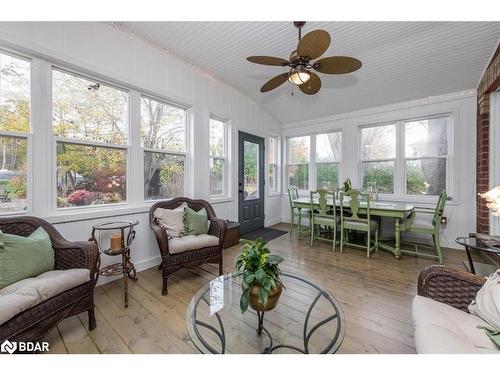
[235, 238, 284, 314]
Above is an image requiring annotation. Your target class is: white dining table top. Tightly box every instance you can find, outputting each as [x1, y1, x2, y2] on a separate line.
[293, 197, 414, 212]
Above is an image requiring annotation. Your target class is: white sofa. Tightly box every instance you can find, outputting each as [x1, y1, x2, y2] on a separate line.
[412, 265, 499, 354]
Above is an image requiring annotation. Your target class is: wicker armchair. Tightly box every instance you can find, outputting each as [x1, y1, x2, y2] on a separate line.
[417, 265, 486, 312]
[0, 216, 100, 342]
[149, 197, 227, 295]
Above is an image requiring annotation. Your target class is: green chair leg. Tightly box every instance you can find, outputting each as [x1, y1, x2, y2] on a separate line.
[333, 225, 336, 252]
[289, 211, 294, 234]
[340, 229, 344, 253]
[433, 233, 443, 264]
[366, 231, 371, 259]
[297, 208, 302, 239]
[310, 221, 315, 246]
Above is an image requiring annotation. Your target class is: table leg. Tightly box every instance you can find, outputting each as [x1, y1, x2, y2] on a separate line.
[394, 219, 401, 259]
[465, 246, 476, 274]
[122, 251, 129, 308]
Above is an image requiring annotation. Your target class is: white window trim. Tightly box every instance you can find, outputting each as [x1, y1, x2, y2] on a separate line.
[208, 115, 230, 201]
[286, 130, 343, 196]
[268, 135, 280, 196]
[358, 114, 453, 203]
[51, 67, 131, 212]
[0, 44, 197, 221]
[140, 94, 189, 202]
[0, 49, 33, 216]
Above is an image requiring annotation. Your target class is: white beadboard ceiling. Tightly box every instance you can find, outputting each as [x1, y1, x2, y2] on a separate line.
[116, 21, 500, 124]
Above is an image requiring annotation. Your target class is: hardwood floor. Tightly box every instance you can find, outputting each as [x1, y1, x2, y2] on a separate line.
[45, 223, 468, 354]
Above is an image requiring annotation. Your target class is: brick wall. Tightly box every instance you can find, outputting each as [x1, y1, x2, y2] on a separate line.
[476, 45, 500, 234]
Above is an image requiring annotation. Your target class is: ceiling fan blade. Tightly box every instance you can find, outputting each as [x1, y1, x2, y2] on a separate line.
[313, 56, 362, 74]
[247, 56, 289, 66]
[299, 72, 321, 95]
[297, 30, 331, 60]
[260, 73, 289, 93]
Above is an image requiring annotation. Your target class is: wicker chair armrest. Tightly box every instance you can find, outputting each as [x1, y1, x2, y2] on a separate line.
[208, 218, 227, 247]
[417, 265, 486, 312]
[151, 222, 170, 257]
[52, 239, 100, 280]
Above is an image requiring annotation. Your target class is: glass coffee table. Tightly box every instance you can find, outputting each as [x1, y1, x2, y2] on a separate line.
[186, 272, 345, 354]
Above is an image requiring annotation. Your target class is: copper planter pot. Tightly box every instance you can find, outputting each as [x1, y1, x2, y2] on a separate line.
[248, 282, 283, 312]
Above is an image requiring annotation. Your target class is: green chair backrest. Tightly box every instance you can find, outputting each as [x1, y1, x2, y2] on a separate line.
[288, 186, 299, 208]
[340, 189, 370, 222]
[310, 189, 336, 217]
[432, 191, 447, 227]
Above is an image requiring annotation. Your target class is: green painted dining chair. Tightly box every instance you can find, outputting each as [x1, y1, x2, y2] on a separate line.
[401, 191, 447, 264]
[287, 186, 311, 238]
[340, 189, 379, 258]
[310, 189, 338, 251]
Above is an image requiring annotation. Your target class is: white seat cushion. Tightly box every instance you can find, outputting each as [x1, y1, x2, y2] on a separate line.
[412, 295, 499, 354]
[0, 269, 90, 325]
[168, 234, 219, 254]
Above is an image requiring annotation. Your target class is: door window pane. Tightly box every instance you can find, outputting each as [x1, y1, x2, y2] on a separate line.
[0, 135, 27, 213]
[210, 158, 224, 196]
[406, 159, 446, 195]
[288, 164, 309, 190]
[316, 163, 339, 190]
[56, 142, 126, 207]
[52, 69, 128, 144]
[405, 117, 448, 157]
[244, 141, 259, 200]
[362, 161, 395, 194]
[316, 132, 341, 163]
[0, 53, 30, 133]
[140, 97, 186, 152]
[144, 151, 185, 200]
[288, 136, 310, 163]
[360, 124, 396, 160]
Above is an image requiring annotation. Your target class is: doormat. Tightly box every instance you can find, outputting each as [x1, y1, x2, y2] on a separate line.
[241, 227, 287, 242]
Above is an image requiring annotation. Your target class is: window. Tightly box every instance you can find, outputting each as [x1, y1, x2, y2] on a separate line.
[405, 116, 448, 196]
[0, 52, 31, 214]
[209, 117, 227, 197]
[360, 124, 396, 194]
[316, 132, 341, 190]
[268, 136, 278, 193]
[53, 69, 128, 208]
[141, 96, 187, 200]
[287, 136, 310, 190]
[360, 116, 450, 198]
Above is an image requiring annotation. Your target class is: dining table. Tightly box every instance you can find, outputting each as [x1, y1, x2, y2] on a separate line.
[293, 197, 415, 258]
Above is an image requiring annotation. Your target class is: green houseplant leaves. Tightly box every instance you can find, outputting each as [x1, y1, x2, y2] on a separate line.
[235, 238, 284, 314]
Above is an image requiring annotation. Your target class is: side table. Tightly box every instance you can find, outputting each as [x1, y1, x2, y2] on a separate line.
[91, 220, 138, 307]
[455, 236, 499, 276]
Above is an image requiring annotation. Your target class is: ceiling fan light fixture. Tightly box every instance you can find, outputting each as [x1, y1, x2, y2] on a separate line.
[288, 66, 311, 85]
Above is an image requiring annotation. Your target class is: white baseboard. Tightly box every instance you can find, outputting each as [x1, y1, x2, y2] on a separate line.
[265, 217, 281, 227]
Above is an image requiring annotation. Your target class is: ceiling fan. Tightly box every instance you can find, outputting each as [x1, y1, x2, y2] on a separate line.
[247, 21, 362, 95]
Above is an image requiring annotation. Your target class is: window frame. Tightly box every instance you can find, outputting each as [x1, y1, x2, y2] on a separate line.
[51, 66, 131, 211]
[0, 49, 33, 216]
[314, 131, 342, 191]
[208, 115, 229, 200]
[359, 122, 398, 197]
[140, 93, 189, 202]
[358, 114, 452, 202]
[286, 135, 311, 193]
[268, 135, 280, 195]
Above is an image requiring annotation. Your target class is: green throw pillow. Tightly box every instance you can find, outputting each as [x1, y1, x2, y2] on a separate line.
[184, 207, 209, 235]
[0, 227, 54, 289]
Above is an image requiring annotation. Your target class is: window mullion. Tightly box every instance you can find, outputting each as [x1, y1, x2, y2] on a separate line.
[396, 121, 405, 198]
[31, 58, 53, 216]
[129, 90, 142, 204]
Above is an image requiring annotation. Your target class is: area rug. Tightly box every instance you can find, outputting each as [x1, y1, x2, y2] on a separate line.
[241, 227, 288, 242]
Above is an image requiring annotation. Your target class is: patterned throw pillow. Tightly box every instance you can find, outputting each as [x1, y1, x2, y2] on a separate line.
[154, 203, 188, 238]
